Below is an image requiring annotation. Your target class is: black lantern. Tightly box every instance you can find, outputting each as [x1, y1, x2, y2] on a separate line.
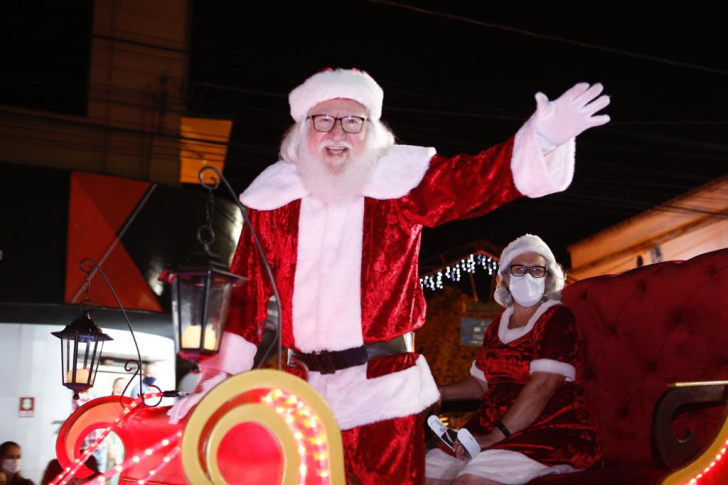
[52, 309, 112, 400]
[162, 250, 246, 364]
[161, 172, 247, 365]
[53, 258, 146, 402]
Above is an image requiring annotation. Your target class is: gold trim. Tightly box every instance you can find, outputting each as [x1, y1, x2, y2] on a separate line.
[181, 369, 346, 484]
[670, 380, 728, 388]
[661, 412, 728, 484]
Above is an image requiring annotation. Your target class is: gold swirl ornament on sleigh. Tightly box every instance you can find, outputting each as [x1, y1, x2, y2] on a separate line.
[182, 369, 346, 485]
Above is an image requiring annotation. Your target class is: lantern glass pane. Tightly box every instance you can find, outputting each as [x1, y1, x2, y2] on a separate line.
[59, 335, 103, 388]
[171, 280, 180, 350]
[206, 276, 234, 332]
[62, 338, 72, 384]
[70, 339, 93, 386]
[178, 274, 210, 351]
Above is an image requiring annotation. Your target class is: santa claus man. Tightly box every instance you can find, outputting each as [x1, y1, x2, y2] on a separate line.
[169, 68, 610, 483]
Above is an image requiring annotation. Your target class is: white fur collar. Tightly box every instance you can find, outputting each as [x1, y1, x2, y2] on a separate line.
[239, 161, 307, 211]
[239, 145, 435, 210]
[498, 300, 562, 344]
[362, 145, 435, 199]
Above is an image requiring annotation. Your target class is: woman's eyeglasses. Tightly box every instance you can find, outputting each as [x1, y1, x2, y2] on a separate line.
[509, 265, 548, 278]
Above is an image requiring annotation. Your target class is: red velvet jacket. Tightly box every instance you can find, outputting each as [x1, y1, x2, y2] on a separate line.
[218, 120, 574, 429]
[226, 139, 520, 349]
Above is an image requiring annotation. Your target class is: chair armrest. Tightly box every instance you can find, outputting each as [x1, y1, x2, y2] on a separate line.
[652, 381, 728, 469]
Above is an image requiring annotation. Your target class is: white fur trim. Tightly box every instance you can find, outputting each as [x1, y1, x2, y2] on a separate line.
[307, 354, 440, 430]
[530, 359, 576, 382]
[498, 300, 562, 344]
[499, 234, 557, 272]
[511, 116, 575, 198]
[287, 147, 433, 351]
[292, 196, 365, 351]
[470, 361, 488, 384]
[201, 331, 257, 375]
[289, 69, 384, 122]
[363, 145, 435, 199]
[239, 161, 308, 210]
[240, 145, 436, 210]
[426, 448, 579, 483]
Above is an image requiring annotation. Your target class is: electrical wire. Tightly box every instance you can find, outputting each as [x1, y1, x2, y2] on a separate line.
[1, 4, 725, 226]
[367, 0, 728, 76]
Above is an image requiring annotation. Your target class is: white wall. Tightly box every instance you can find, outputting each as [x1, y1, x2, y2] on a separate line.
[0, 323, 175, 484]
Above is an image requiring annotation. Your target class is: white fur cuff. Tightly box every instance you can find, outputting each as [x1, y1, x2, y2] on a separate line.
[530, 358, 576, 382]
[511, 116, 575, 198]
[201, 331, 257, 376]
[307, 354, 439, 430]
[469, 361, 488, 384]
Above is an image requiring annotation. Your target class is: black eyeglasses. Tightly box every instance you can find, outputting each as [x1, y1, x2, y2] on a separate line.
[307, 114, 368, 134]
[509, 265, 548, 278]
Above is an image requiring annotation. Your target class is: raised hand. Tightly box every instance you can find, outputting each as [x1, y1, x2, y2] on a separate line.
[533, 82, 610, 148]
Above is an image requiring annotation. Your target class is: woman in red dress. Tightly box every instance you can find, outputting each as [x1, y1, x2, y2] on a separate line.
[425, 234, 602, 485]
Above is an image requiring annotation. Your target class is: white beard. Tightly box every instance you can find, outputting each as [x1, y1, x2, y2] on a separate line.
[295, 142, 379, 204]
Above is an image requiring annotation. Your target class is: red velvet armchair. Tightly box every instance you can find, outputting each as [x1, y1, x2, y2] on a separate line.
[529, 248, 728, 484]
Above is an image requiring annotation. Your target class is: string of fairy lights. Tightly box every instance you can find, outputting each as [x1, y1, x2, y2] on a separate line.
[420, 252, 499, 291]
[686, 436, 728, 485]
[50, 392, 171, 485]
[52, 388, 335, 485]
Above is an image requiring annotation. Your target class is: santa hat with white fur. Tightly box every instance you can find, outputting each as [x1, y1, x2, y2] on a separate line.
[499, 234, 565, 289]
[289, 68, 384, 123]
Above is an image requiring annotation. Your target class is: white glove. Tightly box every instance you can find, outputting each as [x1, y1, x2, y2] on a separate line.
[457, 428, 481, 459]
[167, 370, 228, 424]
[533, 82, 610, 151]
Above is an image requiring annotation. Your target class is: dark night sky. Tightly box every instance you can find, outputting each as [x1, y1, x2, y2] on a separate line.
[0, 1, 724, 306]
[189, 1, 728, 266]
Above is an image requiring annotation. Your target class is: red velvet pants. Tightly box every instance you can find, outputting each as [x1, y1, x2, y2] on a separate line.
[341, 413, 425, 485]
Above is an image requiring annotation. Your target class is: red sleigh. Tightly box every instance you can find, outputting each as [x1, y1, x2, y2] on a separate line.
[55, 370, 345, 485]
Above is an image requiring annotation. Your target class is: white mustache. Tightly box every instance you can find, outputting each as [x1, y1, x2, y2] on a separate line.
[321, 140, 353, 149]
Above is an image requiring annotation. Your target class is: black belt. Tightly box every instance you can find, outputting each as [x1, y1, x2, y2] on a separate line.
[287, 333, 414, 375]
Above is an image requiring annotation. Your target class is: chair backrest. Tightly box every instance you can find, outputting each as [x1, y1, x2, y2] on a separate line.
[562, 248, 728, 467]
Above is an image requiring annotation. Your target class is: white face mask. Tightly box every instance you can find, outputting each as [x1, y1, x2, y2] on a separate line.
[508, 274, 545, 307]
[2, 458, 21, 475]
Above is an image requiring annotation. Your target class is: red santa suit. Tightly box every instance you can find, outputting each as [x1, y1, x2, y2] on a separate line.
[426, 301, 601, 483]
[216, 115, 576, 483]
